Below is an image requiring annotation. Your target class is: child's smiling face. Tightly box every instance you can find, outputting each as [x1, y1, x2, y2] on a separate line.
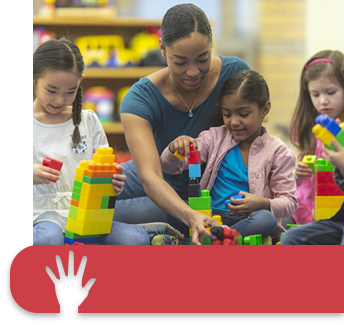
[221, 93, 270, 145]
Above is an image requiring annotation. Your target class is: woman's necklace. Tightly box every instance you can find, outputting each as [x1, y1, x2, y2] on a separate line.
[170, 74, 205, 117]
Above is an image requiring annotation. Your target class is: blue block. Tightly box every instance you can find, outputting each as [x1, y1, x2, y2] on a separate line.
[315, 115, 342, 136]
[225, 194, 245, 208]
[189, 164, 201, 178]
[64, 236, 101, 245]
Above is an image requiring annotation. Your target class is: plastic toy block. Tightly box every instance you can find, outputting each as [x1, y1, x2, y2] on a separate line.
[42, 157, 63, 182]
[92, 147, 115, 164]
[196, 209, 212, 217]
[101, 196, 109, 209]
[286, 224, 303, 230]
[72, 191, 81, 201]
[108, 196, 116, 209]
[188, 190, 212, 210]
[315, 183, 344, 196]
[188, 164, 201, 178]
[71, 207, 114, 223]
[210, 226, 242, 245]
[315, 115, 342, 136]
[64, 230, 100, 239]
[301, 155, 317, 173]
[225, 194, 245, 208]
[70, 198, 79, 207]
[243, 234, 262, 245]
[189, 214, 221, 245]
[315, 158, 334, 172]
[74, 161, 91, 181]
[315, 171, 336, 184]
[211, 239, 222, 245]
[312, 124, 335, 146]
[212, 215, 222, 224]
[188, 144, 201, 165]
[80, 183, 116, 197]
[78, 195, 102, 209]
[83, 176, 113, 184]
[315, 196, 344, 208]
[66, 217, 112, 236]
[68, 205, 78, 220]
[188, 183, 201, 198]
[64, 235, 101, 245]
[314, 208, 341, 220]
[174, 151, 185, 161]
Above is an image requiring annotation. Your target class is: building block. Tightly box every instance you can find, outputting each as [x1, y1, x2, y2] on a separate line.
[314, 196, 344, 209]
[188, 178, 201, 198]
[243, 234, 262, 245]
[286, 224, 303, 230]
[80, 183, 116, 197]
[210, 226, 242, 245]
[92, 147, 115, 164]
[174, 151, 185, 161]
[315, 158, 334, 172]
[66, 217, 112, 236]
[42, 157, 63, 182]
[64, 235, 101, 245]
[83, 176, 113, 184]
[188, 164, 201, 178]
[225, 194, 245, 208]
[312, 124, 335, 146]
[108, 196, 116, 209]
[78, 194, 103, 210]
[315, 171, 335, 184]
[315, 183, 344, 196]
[188, 190, 212, 210]
[315, 115, 342, 137]
[71, 207, 114, 223]
[301, 155, 317, 173]
[314, 208, 341, 220]
[188, 144, 201, 165]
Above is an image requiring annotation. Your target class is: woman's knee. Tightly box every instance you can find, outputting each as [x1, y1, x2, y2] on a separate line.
[33, 222, 64, 245]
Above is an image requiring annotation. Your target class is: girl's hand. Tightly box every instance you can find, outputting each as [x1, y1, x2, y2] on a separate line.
[112, 164, 127, 193]
[33, 163, 60, 185]
[226, 192, 270, 216]
[322, 140, 344, 176]
[294, 162, 313, 180]
[169, 136, 198, 159]
[189, 210, 221, 245]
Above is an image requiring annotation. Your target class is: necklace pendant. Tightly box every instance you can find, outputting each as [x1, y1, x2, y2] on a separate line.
[189, 111, 193, 117]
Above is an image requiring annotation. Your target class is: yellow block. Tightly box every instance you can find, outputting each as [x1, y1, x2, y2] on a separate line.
[92, 147, 115, 164]
[74, 207, 114, 223]
[312, 124, 335, 146]
[80, 183, 116, 197]
[78, 195, 103, 209]
[314, 208, 340, 220]
[315, 196, 344, 209]
[174, 151, 185, 161]
[66, 218, 112, 236]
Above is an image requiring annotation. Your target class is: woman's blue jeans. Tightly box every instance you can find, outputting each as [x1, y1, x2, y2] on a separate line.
[33, 220, 150, 245]
[113, 160, 168, 224]
[212, 209, 277, 239]
[281, 219, 344, 245]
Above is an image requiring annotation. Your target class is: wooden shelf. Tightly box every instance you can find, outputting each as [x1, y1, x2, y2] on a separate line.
[33, 15, 161, 27]
[102, 122, 124, 134]
[84, 67, 163, 79]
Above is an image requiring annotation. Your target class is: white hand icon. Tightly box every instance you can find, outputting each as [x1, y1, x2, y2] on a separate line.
[46, 251, 96, 314]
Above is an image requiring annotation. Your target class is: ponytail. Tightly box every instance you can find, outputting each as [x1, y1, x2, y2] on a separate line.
[72, 87, 83, 145]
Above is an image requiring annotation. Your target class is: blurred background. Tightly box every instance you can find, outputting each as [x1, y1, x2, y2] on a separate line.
[33, 0, 344, 162]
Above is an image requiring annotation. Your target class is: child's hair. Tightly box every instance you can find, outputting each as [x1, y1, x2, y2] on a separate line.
[160, 3, 212, 50]
[203, 70, 270, 130]
[33, 38, 85, 145]
[289, 50, 344, 160]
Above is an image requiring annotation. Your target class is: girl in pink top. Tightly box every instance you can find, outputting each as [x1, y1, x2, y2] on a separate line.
[161, 70, 297, 240]
[289, 50, 344, 224]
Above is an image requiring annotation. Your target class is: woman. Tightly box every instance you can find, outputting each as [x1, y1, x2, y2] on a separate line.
[114, 3, 250, 244]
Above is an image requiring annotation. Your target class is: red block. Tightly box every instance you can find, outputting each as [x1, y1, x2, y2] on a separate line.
[316, 183, 344, 196]
[315, 171, 336, 184]
[42, 157, 63, 182]
[188, 144, 201, 165]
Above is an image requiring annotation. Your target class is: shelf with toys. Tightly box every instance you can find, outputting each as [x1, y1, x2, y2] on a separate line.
[33, 13, 165, 156]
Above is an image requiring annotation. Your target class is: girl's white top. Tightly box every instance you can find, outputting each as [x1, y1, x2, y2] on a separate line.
[33, 109, 109, 231]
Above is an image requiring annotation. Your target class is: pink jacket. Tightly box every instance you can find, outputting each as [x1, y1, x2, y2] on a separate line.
[161, 125, 298, 221]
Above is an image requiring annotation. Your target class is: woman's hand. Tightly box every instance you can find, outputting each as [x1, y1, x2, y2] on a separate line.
[112, 164, 127, 193]
[294, 162, 313, 180]
[189, 211, 221, 245]
[33, 163, 60, 185]
[225, 192, 270, 216]
[169, 135, 198, 159]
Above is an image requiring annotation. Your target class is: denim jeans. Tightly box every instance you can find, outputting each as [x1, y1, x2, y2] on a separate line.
[212, 209, 277, 239]
[114, 160, 168, 224]
[33, 220, 150, 245]
[280, 219, 344, 245]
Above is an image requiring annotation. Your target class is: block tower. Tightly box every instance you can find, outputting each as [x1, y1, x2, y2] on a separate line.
[302, 115, 344, 220]
[64, 147, 121, 245]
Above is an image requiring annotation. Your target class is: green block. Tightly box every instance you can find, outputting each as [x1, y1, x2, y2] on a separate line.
[302, 155, 317, 173]
[334, 130, 344, 148]
[316, 158, 334, 172]
[73, 180, 83, 189]
[188, 190, 212, 210]
[68, 205, 78, 220]
[189, 235, 211, 245]
[64, 230, 100, 239]
[101, 196, 110, 209]
[287, 224, 303, 230]
[72, 191, 80, 201]
[72, 185, 82, 195]
[83, 176, 113, 184]
[237, 234, 243, 245]
[243, 234, 262, 245]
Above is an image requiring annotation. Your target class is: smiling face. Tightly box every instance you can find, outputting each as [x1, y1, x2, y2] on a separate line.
[221, 92, 270, 146]
[33, 69, 81, 116]
[162, 31, 212, 92]
[308, 75, 344, 121]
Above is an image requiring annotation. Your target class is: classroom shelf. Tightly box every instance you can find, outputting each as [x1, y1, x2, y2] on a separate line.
[84, 67, 162, 79]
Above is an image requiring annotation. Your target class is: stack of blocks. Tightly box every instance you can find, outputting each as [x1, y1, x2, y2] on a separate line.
[64, 147, 121, 245]
[303, 115, 344, 220]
